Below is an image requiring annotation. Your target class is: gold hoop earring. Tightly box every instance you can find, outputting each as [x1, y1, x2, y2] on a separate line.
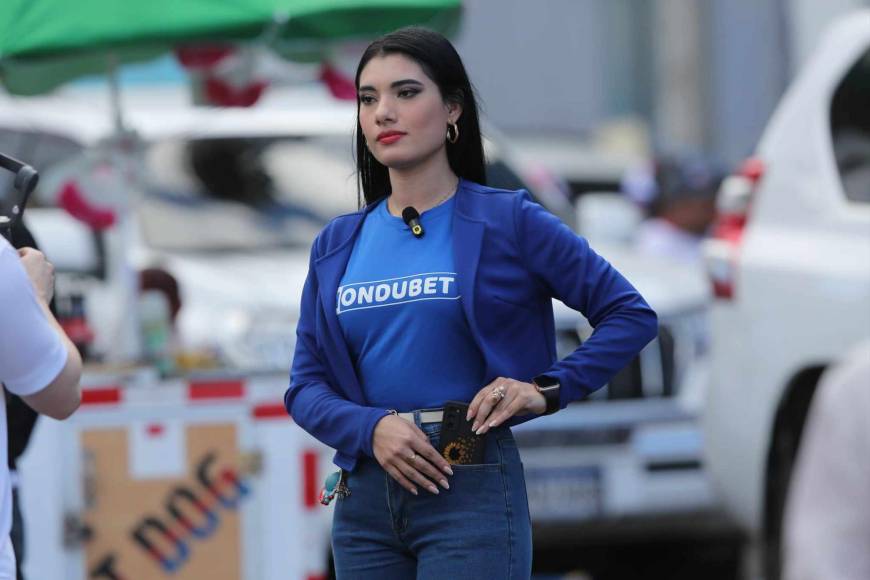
[447, 122, 459, 144]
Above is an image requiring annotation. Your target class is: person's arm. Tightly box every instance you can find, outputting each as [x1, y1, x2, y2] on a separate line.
[468, 192, 659, 432]
[6, 247, 82, 420]
[515, 192, 659, 407]
[284, 240, 391, 459]
[21, 296, 82, 420]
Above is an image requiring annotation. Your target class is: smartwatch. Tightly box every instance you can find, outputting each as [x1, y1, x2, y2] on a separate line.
[533, 374, 560, 415]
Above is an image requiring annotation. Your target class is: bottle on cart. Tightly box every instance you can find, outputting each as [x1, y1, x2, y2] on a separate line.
[138, 289, 175, 376]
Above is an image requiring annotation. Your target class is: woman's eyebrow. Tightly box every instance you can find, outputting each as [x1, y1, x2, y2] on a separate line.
[358, 79, 424, 92]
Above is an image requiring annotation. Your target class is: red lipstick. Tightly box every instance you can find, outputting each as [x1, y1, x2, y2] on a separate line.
[377, 131, 406, 144]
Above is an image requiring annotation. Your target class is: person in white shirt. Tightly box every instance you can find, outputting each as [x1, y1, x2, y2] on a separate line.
[0, 237, 82, 577]
[783, 341, 870, 580]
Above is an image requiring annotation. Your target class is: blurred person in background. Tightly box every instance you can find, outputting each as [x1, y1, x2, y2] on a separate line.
[783, 341, 870, 580]
[0, 234, 82, 578]
[286, 26, 657, 580]
[622, 155, 724, 264]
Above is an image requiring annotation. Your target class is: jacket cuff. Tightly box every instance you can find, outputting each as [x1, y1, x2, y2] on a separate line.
[361, 408, 394, 458]
[540, 367, 584, 409]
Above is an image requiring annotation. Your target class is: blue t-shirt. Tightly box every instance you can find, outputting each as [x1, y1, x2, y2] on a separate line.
[337, 196, 485, 411]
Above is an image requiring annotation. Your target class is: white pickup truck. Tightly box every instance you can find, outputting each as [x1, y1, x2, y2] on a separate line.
[702, 10, 870, 580]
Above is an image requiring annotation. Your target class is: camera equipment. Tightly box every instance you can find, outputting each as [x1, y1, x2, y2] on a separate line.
[0, 152, 39, 242]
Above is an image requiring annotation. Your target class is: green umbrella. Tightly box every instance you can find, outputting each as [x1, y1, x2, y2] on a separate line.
[0, 0, 461, 95]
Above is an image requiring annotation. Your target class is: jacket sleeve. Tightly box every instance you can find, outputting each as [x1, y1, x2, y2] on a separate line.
[514, 192, 659, 407]
[285, 239, 390, 459]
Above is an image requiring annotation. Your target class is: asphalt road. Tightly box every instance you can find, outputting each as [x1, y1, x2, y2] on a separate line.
[531, 532, 745, 580]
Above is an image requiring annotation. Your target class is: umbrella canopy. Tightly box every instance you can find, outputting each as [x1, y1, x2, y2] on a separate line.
[0, 0, 461, 95]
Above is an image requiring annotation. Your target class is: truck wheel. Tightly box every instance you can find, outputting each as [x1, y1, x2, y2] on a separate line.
[763, 369, 824, 580]
[763, 423, 798, 580]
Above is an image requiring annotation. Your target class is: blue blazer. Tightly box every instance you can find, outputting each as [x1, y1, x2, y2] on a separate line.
[286, 180, 658, 470]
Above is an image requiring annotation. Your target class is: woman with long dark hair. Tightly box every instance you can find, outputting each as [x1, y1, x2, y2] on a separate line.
[286, 26, 658, 579]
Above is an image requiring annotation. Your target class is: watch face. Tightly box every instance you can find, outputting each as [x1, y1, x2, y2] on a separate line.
[534, 375, 559, 389]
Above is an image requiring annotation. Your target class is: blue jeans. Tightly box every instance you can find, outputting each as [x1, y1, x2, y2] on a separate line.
[331, 413, 533, 579]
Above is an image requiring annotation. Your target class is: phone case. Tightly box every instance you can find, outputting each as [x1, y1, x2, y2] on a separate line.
[438, 401, 486, 465]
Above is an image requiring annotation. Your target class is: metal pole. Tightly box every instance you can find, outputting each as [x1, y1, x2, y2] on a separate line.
[107, 53, 125, 133]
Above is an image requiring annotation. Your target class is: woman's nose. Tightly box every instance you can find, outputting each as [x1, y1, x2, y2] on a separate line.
[375, 97, 395, 124]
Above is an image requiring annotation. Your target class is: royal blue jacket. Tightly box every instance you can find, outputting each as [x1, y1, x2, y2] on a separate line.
[286, 179, 658, 471]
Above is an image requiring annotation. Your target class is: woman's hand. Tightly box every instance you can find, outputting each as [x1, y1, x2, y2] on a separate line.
[467, 378, 546, 435]
[372, 415, 454, 496]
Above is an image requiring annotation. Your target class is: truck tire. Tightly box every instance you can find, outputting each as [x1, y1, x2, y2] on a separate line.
[763, 368, 824, 580]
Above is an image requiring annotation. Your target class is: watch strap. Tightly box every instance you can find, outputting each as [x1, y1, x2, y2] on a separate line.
[533, 374, 560, 415]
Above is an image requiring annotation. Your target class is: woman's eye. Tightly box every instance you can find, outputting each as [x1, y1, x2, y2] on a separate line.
[359, 95, 375, 105]
[398, 89, 419, 99]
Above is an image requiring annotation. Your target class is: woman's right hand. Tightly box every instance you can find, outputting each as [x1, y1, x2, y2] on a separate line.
[372, 415, 454, 495]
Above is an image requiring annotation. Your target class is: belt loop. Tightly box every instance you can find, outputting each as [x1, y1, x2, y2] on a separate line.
[413, 409, 422, 428]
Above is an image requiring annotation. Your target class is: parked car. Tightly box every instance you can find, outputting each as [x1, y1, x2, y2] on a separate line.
[702, 11, 870, 579]
[0, 84, 570, 371]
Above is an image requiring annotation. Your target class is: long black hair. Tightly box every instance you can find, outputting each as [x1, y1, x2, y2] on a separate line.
[354, 26, 486, 206]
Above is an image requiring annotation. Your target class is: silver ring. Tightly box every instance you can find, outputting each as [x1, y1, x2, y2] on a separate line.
[408, 453, 417, 462]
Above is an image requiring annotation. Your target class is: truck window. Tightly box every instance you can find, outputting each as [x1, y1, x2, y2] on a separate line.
[830, 48, 870, 203]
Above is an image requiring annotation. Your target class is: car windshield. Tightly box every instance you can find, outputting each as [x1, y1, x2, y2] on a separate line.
[139, 135, 359, 251]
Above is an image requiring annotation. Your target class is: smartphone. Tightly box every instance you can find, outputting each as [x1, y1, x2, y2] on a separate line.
[438, 401, 486, 465]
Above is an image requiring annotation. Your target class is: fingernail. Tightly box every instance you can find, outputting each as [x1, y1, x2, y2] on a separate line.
[429, 486, 439, 495]
[467, 411, 474, 420]
[440, 479, 449, 489]
[411, 488, 418, 496]
[444, 466, 454, 476]
[471, 423, 479, 431]
[475, 427, 485, 435]
[489, 421, 497, 427]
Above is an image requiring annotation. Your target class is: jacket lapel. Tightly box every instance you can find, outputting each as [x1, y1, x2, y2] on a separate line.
[313, 212, 368, 405]
[453, 185, 487, 361]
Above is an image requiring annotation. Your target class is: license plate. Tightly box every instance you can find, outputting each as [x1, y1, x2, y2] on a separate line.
[524, 465, 602, 521]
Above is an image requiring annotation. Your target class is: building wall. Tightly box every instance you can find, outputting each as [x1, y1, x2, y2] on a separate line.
[454, 0, 645, 135]
[454, 0, 796, 165]
[707, 0, 790, 163]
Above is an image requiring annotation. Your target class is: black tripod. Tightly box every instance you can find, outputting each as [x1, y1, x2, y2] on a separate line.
[0, 152, 39, 242]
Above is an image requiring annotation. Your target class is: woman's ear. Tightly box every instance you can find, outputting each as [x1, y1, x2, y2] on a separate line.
[447, 102, 463, 124]
[445, 93, 463, 124]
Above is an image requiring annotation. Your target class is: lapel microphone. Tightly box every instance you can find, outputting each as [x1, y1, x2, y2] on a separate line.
[402, 207, 424, 238]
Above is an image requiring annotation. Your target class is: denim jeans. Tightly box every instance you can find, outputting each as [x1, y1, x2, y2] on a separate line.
[331, 411, 533, 580]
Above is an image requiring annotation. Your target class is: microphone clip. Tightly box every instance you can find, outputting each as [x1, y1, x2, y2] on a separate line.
[401, 207, 425, 239]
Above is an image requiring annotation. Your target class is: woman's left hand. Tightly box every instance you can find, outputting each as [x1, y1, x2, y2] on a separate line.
[466, 377, 546, 435]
